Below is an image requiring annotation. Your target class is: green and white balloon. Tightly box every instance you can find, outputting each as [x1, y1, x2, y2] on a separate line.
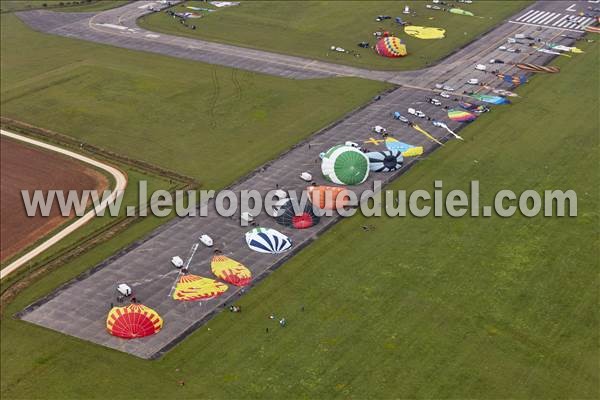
[320, 145, 369, 185]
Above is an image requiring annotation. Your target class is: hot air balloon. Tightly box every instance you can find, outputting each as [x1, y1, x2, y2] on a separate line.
[274, 198, 321, 229]
[375, 36, 407, 57]
[245, 227, 292, 254]
[307, 185, 350, 210]
[172, 274, 228, 301]
[211, 255, 251, 286]
[367, 150, 403, 172]
[515, 63, 560, 73]
[470, 93, 510, 105]
[320, 145, 369, 186]
[404, 25, 445, 39]
[448, 109, 477, 122]
[449, 8, 474, 16]
[384, 137, 423, 157]
[106, 303, 163, 339]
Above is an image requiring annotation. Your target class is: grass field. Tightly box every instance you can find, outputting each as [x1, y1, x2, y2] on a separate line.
[0, 13, 388, 187]
[1, 36, 597, 400]
[0, 0, 129, 13]
[138, 0, 531, 71]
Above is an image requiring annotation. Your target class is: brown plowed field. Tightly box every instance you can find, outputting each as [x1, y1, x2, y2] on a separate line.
[1, 137, 109, 262]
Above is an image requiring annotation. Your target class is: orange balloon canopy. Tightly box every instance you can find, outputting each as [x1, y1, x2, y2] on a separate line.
[307, 186, 351, 210]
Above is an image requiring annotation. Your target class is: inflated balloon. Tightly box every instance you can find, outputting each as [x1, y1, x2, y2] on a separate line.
[106, 304, 163, 339]
[320, 145, 369, 185]
[375, 36, 407, 57]
[245, 227, 292, 254]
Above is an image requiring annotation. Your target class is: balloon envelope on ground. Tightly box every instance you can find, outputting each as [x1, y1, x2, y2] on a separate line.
[321, 145, 369, 185]
[106, 304, 163, 339]
[367, 150, 403, 172]
[471, 93, 510, 105]
[211, 255, 251, 286]
[245, 227, 292, 254]
[448, 109, 476, 122]
[307, 185, 350, 210]
[375, 36, 407, 57]
[384, 137, 423, 157]
[404, 26, 445, 39]
[172, 274, 228, 301]
[274, 198, 321, 229]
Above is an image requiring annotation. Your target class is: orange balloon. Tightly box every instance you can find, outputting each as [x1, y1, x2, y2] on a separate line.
[307, 186, 351, 210]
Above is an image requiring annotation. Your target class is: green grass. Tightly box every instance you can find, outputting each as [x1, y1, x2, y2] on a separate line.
[1, 13, 388, 187]
[1, 34, 597, 400]
[139, 0, 531, 71]
[0, 0, 130, 13]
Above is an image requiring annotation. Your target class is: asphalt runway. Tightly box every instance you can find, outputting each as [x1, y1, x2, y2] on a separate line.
[15, 1, 588, 358]
[16, 1, 591, 86]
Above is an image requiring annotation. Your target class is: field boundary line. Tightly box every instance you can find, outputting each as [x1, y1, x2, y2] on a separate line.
[0, 129, 128, 279]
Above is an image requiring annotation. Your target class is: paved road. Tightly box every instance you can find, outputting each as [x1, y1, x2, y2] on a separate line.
[16, 1, 593, 86]
[0, 130, 128, 279]
[15, 1, 588, 358]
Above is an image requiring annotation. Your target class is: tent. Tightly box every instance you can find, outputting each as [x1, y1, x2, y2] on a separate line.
[274, 198, 321, 229]
[307, 185, 350, 210]
[404, 25, 445, 39]
[375, 36, 407, 57]
[448, 109, 476, 122]
[172, 274, 228, 301]
[320, 145, 369, 185]
[106, 304, 163, 339]
[245, 227, 292, 254]
[211, 255, 251, 286]
[367, 150, 403, 172]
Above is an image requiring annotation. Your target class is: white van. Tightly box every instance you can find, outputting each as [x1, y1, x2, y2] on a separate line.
[199, 234, 213, 247]
[171, 256, 184, 268]
[300, 172, 313, 182]
[467, 78, 479, 85]
[117, 284, 132, 297]
[475, 64, 487, 71]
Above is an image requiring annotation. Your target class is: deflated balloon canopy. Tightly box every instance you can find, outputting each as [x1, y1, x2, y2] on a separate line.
[375, 36, 407, 57]
[321, 145, 369, 186]
[273, 198, 321, 229]
[106, 303, 163, 339]
[172, 274, 228, 301]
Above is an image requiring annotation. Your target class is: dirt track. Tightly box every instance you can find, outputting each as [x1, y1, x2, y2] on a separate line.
[0, 137, 109, 262]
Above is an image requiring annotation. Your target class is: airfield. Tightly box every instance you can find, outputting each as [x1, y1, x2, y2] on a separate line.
[14, 0, 590, 359]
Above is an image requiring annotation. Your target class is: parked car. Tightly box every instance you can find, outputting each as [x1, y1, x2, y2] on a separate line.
[199, 234, 213, 247]
[467, 78, 479, 85]
[440, 91, 450, 98]
[117, 283, 132, 297]
[475, 64, 487, 71]
[393, 112, 409, 123]
[241, 212, 254, 224]
[429, 98, 442, 106]
[171, 256, 184, 268]
[300, 172, 313, 182]
[442, 85, 455, 91]
[345, 141, 360, 148]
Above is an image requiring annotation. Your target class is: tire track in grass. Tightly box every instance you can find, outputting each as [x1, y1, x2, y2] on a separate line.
[208, 67, 220, 128]
[231, 68, 242, 101]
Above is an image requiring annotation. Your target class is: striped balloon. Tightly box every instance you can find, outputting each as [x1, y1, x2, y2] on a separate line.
[448, 109, 476, 122]
[515, 63, 560, 73]
[375, 36, 407, 57]
[367, 150, 403, 172]
[106, 304, 163, 339]
[245, 227, 292, 254]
